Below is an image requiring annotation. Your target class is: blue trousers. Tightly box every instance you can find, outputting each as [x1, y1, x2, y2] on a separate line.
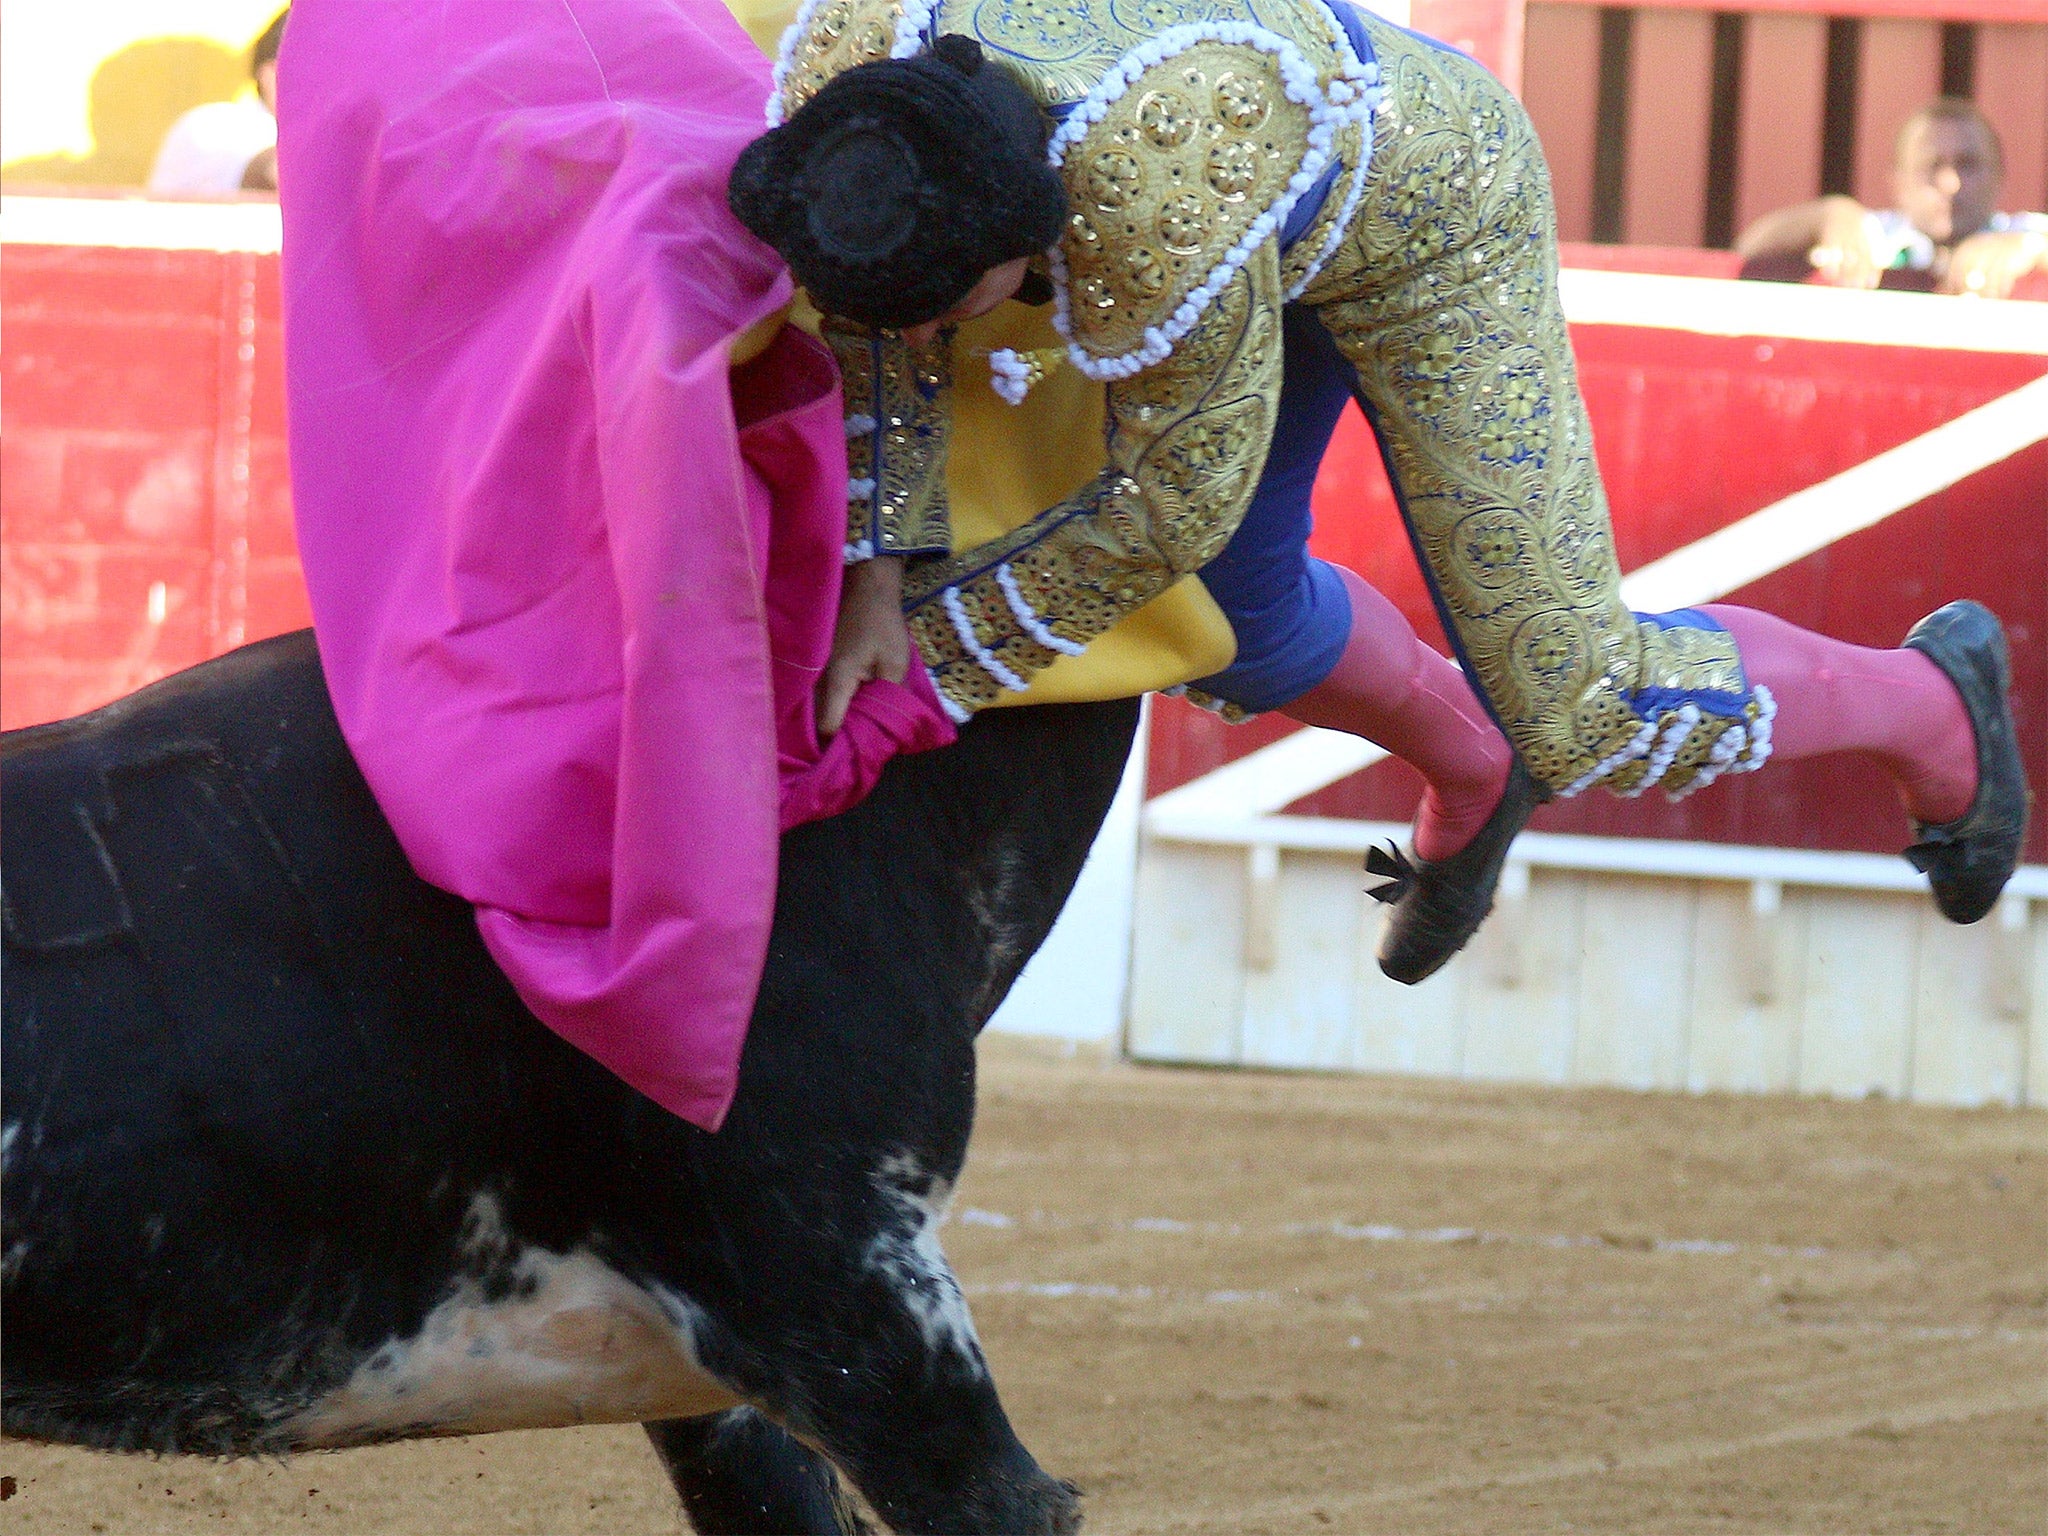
[1192, 305, 1361, 713]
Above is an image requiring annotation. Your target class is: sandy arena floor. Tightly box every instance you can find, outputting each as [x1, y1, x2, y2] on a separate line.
[4, 1035, 2044, 1535]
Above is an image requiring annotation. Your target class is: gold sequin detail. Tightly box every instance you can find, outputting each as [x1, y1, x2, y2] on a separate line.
[1056, 40, 1313, 363]
[906, 245, 1283, 713]
[775, 0, 906, 119]
[1298, 12, 1757, 793]
[825, 319, 955, 556]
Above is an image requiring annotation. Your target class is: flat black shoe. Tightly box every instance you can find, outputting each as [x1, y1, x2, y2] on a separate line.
[1900, 600, 2031, 924]
[1369, 760, 1546, 985]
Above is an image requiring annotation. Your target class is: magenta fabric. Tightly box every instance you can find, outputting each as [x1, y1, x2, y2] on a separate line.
[277, 0, 955, 1131]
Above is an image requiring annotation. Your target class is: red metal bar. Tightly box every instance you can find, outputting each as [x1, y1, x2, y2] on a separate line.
[1733, 13, 1830, 236]
[1549, 0, 2048, 23]
[1621, 8, 1716, 246]
[1521, 3, 1603, 242]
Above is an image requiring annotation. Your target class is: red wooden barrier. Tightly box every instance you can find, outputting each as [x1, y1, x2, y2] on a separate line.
[1523, 2, 2048, 249]
[2, 241, 302, 731]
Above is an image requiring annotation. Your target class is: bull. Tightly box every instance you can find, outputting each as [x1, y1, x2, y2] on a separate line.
[2, 629, 1138, 1534]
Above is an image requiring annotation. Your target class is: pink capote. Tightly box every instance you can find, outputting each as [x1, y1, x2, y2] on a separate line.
[277, 0, 955, 1131]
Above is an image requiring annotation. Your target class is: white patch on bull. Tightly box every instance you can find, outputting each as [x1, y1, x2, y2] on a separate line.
[286, 1194, 738, 1448]
[966, 846, 1033, 1015]
[866, 1154, 985, 1372]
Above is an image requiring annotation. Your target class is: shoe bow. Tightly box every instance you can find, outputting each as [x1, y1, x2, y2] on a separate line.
[1364, 842, 1417, 905]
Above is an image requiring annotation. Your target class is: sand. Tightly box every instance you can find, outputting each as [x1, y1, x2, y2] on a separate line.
[5, 1035, 2044, 1535]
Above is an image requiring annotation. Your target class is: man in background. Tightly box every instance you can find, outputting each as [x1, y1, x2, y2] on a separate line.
[146, 9, 285, 196]
[1736, 98, 2047, 299]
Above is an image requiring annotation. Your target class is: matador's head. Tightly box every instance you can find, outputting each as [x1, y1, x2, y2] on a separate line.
[729, 35, 1066, 331]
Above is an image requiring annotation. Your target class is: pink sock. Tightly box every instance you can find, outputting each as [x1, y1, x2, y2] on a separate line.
[1704, 604, 1976, 824]
[1283, 567, 1512, 861]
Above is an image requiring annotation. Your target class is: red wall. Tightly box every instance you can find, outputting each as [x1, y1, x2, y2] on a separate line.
[2, 243, 303, 732]
[4, 239, 2043, 861]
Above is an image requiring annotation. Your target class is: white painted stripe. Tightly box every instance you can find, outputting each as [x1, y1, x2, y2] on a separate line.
[1557, 267, 2048, 355]
[1144, 727, 1388, 824]
[1148, 374, 2048, 824]
[1619, 375, 2048, 614]
[950, 1205, 1836, 1260]
[1, 194, 281, 253]
[1139, 813, 2048, 899]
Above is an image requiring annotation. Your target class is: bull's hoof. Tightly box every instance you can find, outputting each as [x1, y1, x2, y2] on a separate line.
[954, 1469, 1082, 1535]
[1901, 600, 2030, 925]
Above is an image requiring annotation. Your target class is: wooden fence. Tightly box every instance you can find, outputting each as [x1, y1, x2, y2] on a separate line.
[1521, 0, 2048, 249]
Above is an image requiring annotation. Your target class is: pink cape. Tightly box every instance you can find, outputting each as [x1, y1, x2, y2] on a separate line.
[277, 0, 955, 1131]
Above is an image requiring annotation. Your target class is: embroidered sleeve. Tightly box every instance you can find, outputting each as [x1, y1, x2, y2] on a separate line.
[823, 317, 954, 561]
[903, 241, 1284, 716]
[1302, 32, 1770, 800]
[1048, 32, 1372, 382]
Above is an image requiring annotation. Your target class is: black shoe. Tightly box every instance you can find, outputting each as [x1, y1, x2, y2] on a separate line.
[1900, 600, 2031, 924]
[1368, 760, 1546, 985]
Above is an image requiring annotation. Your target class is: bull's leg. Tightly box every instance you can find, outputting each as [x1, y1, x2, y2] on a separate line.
[687, 1158, 1081, 1536]
[646, 1407, 864, 1535]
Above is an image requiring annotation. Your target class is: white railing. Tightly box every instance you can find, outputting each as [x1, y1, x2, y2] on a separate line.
[1, 193, 282, 253]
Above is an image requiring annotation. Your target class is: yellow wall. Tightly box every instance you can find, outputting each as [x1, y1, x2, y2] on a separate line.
[2, 3, 286, 187]
[0, 2, 802, 190]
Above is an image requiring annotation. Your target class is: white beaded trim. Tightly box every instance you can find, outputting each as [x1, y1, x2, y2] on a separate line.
[1666, 719, 1747, 801]
[996, 562, 1088, 656]
[845, 537, 876, 564]
[765, 0, 836, 126]
[1556, 718, 1655, 800]
[1732, 684, 1775, 772]
[988, 348, 1034, 406]
[943, 587, 1030, 692]
[1617, 704, 1701, 799]
[1043, 22, 1377, 381]
[848, 475, 877, 500]
[892, 0, 938, 58]
[845, 412, 877, 436]
[1284, 0, 1381, 301]
[1556, 684, 1777, 803]
[929, 664, 973, 724]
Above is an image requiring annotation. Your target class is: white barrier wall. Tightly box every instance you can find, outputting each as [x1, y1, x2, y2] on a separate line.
[1126, 275, 2048, 1107]
[986, 715, 1147, 1046]
[1128, 827, 2047, 1108]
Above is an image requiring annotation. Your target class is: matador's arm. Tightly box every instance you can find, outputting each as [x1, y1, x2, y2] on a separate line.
[902, 243, 1286, 717]
[822, 315, 955, 562]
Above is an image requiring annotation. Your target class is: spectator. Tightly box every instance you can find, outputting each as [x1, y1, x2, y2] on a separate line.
[1736, 98, 2048, 299]
[146, 9, 285, 196]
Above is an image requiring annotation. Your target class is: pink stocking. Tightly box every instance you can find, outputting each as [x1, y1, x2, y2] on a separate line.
[1282, 566, 1513, 861]
[1703, 604, 1976, 824]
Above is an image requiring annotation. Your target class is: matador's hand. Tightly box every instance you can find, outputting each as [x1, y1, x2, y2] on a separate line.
[819, 555, 909, 738]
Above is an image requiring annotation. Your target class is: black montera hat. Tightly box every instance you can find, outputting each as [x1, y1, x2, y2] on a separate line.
[729, 35, 1067, 329]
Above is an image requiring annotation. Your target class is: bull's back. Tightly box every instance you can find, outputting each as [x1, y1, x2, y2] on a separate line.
[0, 633, 586, 1452]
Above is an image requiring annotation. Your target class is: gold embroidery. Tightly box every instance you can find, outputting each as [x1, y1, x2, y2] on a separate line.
[776, 0, 907, 119]
[906, 244, 1283, 711]
[1055, 40, 1313, 364]
[824, 319, 955, 556]
[1299, 13, 1760, 794]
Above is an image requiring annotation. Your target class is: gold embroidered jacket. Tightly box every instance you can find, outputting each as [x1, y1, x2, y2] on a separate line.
[770, 0, 1771, 798]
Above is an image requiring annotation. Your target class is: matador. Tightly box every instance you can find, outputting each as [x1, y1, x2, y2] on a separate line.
[729, 0, 2029, 979]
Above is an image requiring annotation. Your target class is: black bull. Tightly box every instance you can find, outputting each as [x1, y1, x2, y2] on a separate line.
[1, 630, 1139, 1534]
